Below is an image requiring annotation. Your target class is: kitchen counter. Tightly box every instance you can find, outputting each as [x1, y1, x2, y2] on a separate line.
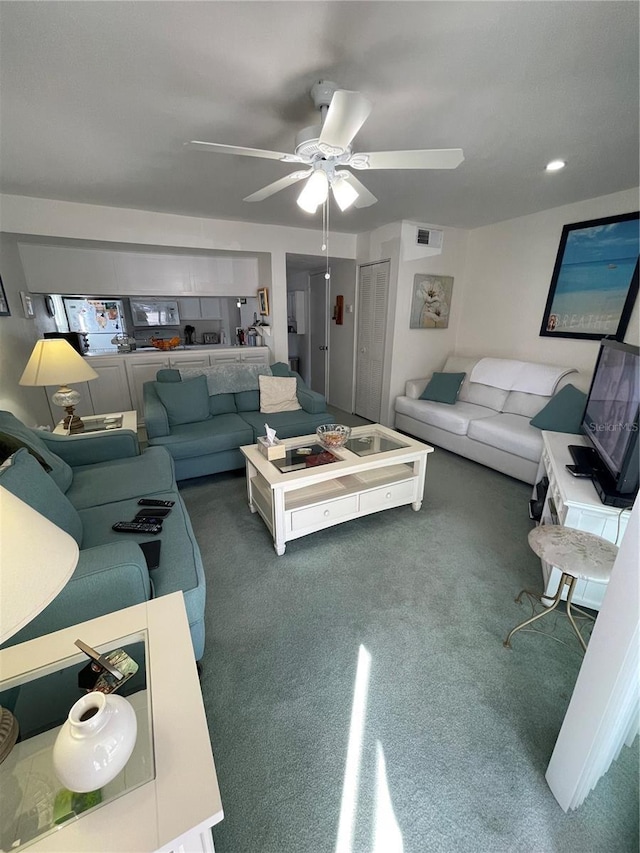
[85, 343, 262, 356]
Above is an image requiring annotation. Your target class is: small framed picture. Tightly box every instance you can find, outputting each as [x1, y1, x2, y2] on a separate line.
[20, 291, 35, 318]
[258, 287, 270, 316]
[0, 276, 10, 316]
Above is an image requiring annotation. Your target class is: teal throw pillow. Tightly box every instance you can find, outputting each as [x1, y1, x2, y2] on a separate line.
[530, 384, 587, 434]
[0, 448, 83, 545]
[419, 372, 466, 405]
[0, 410, 73, 492]
[270, 362, 292, 377]
[155, 374, 210, 426]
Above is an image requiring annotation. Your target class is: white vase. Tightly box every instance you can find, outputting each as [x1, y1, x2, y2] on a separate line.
[53, 691, 137, 793]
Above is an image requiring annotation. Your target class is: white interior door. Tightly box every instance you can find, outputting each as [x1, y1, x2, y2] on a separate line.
[309, 271, 329, 396]
[355, 261, 389, 421]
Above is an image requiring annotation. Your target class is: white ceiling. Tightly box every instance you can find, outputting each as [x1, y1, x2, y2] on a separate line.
[0, 1, 638, 234]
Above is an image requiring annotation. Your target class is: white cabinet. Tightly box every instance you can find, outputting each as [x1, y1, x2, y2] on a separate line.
[179, 297, 222, 320]
[169, 353, 211, 370]
[18, 244, 118, 295]
[210, 347, 269, 365]
[210, 350, 241, 364]
[45, 357, 132, 425]
[88, 359, 133, 414]
[242, 348, 270, 364]
[112, 252, 190, 294]
[536, 432, 631, 610]
[125, 355, 170, 420]
[18, 242, 260, 297]
[189, 257, 259, 295]
[177, 298, 203, 320]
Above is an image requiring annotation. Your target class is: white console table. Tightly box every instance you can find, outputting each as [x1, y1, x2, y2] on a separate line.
[535, 431, 631, 610]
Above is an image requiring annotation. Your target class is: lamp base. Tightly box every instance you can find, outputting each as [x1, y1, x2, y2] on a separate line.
[0, 706, 19, 764]
[63, 406, 85, 434]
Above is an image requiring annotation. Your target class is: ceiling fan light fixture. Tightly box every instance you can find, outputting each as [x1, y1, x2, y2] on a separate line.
[297, 170, 329, 214]
[331, 176, 359, 211]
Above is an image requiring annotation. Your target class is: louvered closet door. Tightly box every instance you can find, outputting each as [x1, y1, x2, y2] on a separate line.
[355, 260, 389, 421]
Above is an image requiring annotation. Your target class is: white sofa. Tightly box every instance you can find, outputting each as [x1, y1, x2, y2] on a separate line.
[394, 355, 583, 484]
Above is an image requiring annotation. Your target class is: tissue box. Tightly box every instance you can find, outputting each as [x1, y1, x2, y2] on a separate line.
[257, 436, 286, 460]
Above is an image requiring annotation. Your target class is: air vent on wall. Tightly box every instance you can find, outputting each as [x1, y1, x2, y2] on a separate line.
[416, 227, 443, 249]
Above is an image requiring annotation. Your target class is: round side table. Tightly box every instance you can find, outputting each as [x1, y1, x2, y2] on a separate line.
[503, 526, 618, 652]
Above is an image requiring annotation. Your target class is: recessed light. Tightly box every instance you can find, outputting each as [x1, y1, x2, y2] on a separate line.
[546, 160, 566, 172]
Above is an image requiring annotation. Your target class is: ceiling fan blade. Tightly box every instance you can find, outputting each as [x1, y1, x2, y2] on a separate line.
[318, 90, 372, 155]
[243, 170, 312, 203]
[335, 171, 378, 208]
[186, 140, 306, 163]
[353, 148, 465, 170]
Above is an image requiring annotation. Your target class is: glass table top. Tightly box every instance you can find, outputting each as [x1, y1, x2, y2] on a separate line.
[0, 632, 154, 851]
[345, 432, 409, 457]
[270, 443, 340, 474]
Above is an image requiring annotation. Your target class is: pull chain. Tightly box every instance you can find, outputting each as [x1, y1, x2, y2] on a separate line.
[323, 200, 330, 281]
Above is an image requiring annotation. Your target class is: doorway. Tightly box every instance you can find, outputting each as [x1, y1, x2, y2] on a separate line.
[309, 270, 329, 396]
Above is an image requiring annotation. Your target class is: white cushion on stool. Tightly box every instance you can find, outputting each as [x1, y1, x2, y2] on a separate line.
[528, 526, 617, 582]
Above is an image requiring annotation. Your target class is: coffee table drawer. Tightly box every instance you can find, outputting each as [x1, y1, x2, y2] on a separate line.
[360, 479, 415, 512]
[290, 494, 359, 531]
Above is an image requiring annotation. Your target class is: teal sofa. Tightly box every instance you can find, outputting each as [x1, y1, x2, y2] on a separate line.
[143, 361, 334, 480]
[0, 411, 206, 660]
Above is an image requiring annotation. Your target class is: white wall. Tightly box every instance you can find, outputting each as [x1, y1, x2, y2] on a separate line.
[456, 188, 639, 376]
[357, 221, 470, 426]
[387, 225, 469, 425]
[0, 234, 56, 426]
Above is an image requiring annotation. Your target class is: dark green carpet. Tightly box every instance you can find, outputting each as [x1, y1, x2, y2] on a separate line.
[180, 446, 638, 853]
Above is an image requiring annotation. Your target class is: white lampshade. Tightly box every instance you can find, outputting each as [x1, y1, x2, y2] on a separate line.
[297, 170, 329, 214]
[331, 176, 359, 212]
[19, 339, 98, 387]
[0, 487, 79, 644]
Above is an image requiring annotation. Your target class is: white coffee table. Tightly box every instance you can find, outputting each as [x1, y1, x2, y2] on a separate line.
[241, 424, 433, 555]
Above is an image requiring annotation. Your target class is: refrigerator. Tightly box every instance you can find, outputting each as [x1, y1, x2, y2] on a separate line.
[64, 298, 127, 353]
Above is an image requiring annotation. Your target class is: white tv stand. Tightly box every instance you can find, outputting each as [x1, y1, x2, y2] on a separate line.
[534, 432, 631, 610]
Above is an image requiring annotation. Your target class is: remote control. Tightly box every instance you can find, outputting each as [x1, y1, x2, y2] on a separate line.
[135, 507, 171, 519]
[138, 499, 175, 508]
[112, 521, 162, 535]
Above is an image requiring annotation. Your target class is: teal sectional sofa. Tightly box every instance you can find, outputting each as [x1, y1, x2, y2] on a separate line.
[0, 411, 206, 659]
[143, 361, 334, 480]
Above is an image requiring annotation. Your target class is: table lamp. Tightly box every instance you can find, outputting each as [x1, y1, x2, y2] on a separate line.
[0, 486, 80, 762]
[19, 339, 99, 433]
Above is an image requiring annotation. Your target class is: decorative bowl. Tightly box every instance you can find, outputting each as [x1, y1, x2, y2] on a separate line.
[150, 336, 181, 351]
[316, 424, 351, 450]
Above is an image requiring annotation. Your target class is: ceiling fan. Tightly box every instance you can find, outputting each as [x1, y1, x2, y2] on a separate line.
[186, 80, 464, 214]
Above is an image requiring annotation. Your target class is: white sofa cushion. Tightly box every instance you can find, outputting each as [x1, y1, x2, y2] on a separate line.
[502, 390, 550, 418]
[467, 413, 543, 463]
[395, 396, 496, 436]
[459, 382, 510, 411]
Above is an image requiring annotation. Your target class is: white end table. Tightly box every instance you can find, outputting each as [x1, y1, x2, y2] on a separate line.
[0, 593, 223, 852]
[53, 410, 137, 436]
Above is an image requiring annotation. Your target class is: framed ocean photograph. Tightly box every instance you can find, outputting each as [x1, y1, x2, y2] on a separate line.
[540, 211, 639, 340]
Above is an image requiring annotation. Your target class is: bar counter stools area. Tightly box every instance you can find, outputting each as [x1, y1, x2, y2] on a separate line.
[504, 525, 619, 653]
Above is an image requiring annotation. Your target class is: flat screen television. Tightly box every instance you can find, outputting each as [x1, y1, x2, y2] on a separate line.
[578, 338, 639, 508]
